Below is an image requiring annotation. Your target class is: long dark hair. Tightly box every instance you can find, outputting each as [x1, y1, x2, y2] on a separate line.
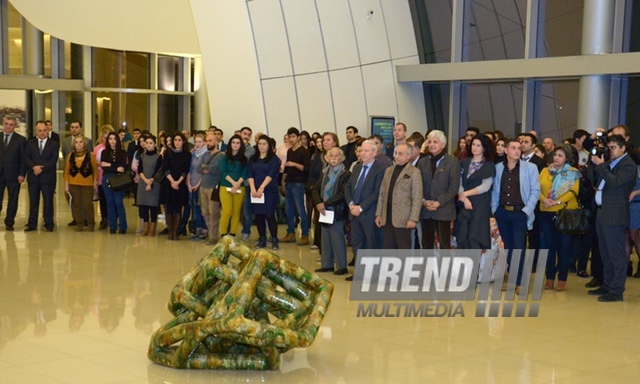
[225, 134, 247, 166]
[250, 135, 275, 163]
[106, 132, 125, 156]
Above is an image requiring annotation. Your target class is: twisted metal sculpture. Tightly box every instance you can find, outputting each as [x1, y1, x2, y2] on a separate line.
[148, 236, 334, 370]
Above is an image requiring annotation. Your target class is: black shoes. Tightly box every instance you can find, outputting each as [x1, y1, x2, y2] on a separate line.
[334, 269, 348, 276]
[576, 271, 589, 278]
[345, 276, 353, 281]
[24, 227, 36, 232]
[68, 220, 77, 226]
[44, 227, 53, 232]
[119, 229, 126, 234]
[585, 278, 601, 288]
[110, 229, 116, 234]
[598, 293, 623, 302]
[348, 259, 355, 267]
[315, 267, 334, 273]
[587, 287, 607, 296]
[5, 225, 13, 231]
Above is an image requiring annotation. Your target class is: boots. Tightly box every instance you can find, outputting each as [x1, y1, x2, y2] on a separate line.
[544, 279, 554, 290]
[166, 214, 175, 240]
[148, 222, 157, 236]
[555, 281, 566, 292]
[271, 237, 279, 250]
[256, 236, 267, 249]
[140, 222, 150, 236]
[172, 214, 182, 240]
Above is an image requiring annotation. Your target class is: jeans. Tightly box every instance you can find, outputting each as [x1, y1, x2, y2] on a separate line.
[539, 211, 574, 281]
[102, 174, 127, 231]
[285, 183, 309, 236]
[189, 190, 205, 230]
[494, 206, 528, 286]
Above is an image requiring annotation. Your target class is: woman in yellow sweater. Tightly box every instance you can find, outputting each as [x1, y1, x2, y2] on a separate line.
[64, 137, 99, 231]
[539, 145, 580, 291]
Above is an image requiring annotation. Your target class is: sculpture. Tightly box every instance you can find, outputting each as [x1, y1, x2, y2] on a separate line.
[148, 235, 334, 370]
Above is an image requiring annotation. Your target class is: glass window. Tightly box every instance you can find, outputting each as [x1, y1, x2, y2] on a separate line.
[533, 80, 579, 144]
[158, 56, 180, 91]
[463, 83, 523, 138]
[93, 92, 148, 139]
[8, 1, 22, 75]
[464, 0, 527, 61]
[422, 0, 453, 63]
[93, 48, 149, 88]
[537, 1, 583, 57]
[158, 94, 190, 134]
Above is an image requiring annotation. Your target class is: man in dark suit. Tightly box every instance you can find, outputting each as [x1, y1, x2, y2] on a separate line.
[0, 115, 27, 230]
[384, 122, 408, 157]
[344, 140, 389, 281]
[588, 134, 636, 302]
[45, 120, 60, 143]
[25, 121, 60, 232]
[340, 126, 358, 169]
[417, 130, 460, 249]
[61, 121, 94, 161]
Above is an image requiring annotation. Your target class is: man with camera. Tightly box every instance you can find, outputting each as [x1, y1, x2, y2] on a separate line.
[588, 134, 636, 302]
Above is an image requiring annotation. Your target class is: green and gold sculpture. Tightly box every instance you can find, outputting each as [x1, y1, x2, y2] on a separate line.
[148, 235, 334, 370]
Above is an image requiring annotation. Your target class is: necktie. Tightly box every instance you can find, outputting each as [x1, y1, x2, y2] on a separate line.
[352, 165, 369, 205]
[522, 156, 530, 162]
[3, 135, 7, 147]
[39, 140, 44, 154]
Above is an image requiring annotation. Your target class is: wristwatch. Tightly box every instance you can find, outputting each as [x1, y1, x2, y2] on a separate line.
[359, 207, 363, 213]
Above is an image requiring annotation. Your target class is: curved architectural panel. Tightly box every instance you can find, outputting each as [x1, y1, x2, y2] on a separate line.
[249, 0, 292, 80]
[296, 73, 334, 134]
[10, 0, 200, 55]
[282, 0, 327, 75]
[316, 0, 360, 70]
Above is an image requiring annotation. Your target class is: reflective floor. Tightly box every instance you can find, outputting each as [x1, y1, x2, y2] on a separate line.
[2, 179, 640, 383]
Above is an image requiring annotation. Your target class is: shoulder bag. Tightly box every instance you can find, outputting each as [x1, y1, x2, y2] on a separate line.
[553, 190, 591, 235]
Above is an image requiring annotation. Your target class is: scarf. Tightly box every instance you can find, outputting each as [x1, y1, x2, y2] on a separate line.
[194, 145, 208, 159]
[322, 163, 345, 205]
[548, 163, 579, 200]
[430, 151, 445, 177]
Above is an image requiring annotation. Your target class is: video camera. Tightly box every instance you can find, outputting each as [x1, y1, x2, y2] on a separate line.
[590, 131, 609, 160]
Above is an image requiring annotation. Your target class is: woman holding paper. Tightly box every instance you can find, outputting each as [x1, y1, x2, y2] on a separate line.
[219, 134, 248, 238]
[249, 135, 281, 249]
[311, 147, 351, 275]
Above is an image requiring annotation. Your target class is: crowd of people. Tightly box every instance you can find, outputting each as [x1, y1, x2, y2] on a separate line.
[1, 115, 639, 301]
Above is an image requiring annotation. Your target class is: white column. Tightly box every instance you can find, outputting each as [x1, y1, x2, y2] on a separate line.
[193, 56, 210, 131]
[577, 0, 615, 133]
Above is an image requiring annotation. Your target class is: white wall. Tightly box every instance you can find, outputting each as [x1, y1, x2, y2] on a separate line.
[246, 0, 427, 144]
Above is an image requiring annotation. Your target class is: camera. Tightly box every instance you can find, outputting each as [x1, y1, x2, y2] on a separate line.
[590, 131, 609, 160]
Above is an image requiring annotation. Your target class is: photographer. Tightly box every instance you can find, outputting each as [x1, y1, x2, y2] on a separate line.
[587, 134, 636, 302]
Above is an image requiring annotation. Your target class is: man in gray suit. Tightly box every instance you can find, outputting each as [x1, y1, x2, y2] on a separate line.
[0, 115, 27, 231]
[375, 143, 423, 249]
[61, 121, 93, 160]
[417, 130, 460, 249]
[588, 134, 636, 302]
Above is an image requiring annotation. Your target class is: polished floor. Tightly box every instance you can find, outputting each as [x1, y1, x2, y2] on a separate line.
[2, 179, 640, 383]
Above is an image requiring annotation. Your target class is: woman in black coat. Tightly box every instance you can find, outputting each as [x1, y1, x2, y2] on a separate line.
[160, 132, 191, 240]
[457, 135, 496, 249]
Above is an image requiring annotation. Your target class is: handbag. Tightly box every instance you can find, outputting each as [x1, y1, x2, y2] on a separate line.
[553, 190, 591, 235]
[210, 184, 220, 202]
[106, 171, 135, 192]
